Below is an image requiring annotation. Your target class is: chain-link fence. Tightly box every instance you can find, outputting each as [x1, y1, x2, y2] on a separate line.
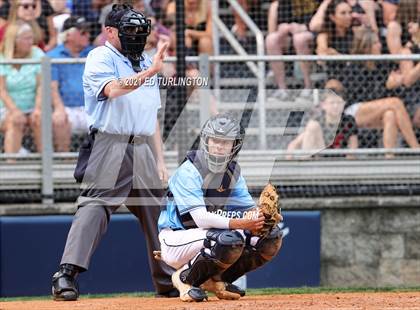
[1, 54, 420, 204]
[1, 0, 420, 205]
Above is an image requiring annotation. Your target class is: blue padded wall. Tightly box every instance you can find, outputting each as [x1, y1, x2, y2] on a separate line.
[0, 211, 320, 297]
[247, 211, 321, 287]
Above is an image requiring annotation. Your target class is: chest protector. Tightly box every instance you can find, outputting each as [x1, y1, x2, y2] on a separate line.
[172, 150, 241, 229]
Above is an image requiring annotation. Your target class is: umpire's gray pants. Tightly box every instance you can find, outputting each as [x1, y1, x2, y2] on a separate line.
[60, 132, 174, 294]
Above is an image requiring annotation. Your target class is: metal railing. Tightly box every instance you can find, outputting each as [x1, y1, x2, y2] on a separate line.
[211, 0, 267, 147]
[2, 149, 420, 186]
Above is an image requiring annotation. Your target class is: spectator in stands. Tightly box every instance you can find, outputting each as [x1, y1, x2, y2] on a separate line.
[145, 12, 217, 115]
[230, 0, 258, 42]
[50, 0, 71, 41]
[150, 0, 171, 20]
[386, 0, 419, 54]
[165, 0, 213, 56]
[0, 0, 42, 46]
[381, 0, 399, 26]
[0, 21, 44, 153]
[0, 0, 8, 39]
[348, 0, 378, 31]
[310, 0, 379, 33]
[316, 0, 354, 82]
[36, 0, 57, 51]
[331, 26, 419, 149]
[48, 16, 94, 152]
[144, 16, 176, 77]
[387, 20, 420, 129]
[266, 0, 319, 100]
[1, 0, 57, 51]
[286, 86, 358, 156]
[73, 0, 116, 40]
[0, 0, 57, 51]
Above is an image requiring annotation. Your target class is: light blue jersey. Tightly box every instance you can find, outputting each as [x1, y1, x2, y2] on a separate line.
[83, 41, 161, 136]
[158, 160, 255, 231]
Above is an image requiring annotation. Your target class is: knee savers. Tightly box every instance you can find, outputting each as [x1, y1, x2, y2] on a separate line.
[205, 229, 245, 265]
[180, 229, 244, 287]
[255, 226, 283, 261]
[220, 226, 283, 283]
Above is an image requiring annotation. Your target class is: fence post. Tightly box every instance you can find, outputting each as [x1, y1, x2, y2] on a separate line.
[199, 54, 211, 128]
[258, 59, 266, 149]
[211, 0, 221, 105]
[41, 57, 54, 205]
[175, 0, 188, 163]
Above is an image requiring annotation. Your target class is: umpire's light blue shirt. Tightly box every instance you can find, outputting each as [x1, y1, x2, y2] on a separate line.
[157, 160, 255, 231]
[83, 41, 161, 136]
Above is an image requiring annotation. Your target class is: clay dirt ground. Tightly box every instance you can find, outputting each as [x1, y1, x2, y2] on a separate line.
[1, 292, 420, 310]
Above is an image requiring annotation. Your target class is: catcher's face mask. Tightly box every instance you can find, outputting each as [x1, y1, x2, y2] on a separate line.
[200, 113, 244, 174]
[202, 137, 238, 174]
[117, 9, 151, 71]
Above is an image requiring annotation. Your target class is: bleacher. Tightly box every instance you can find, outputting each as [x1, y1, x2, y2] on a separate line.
[1, 149, 419, 207]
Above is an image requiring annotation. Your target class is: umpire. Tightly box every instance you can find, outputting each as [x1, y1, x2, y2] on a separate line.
[51, 4, 175, 300]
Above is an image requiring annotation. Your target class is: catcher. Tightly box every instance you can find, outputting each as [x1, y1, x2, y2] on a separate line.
[157, 113, 283, 302]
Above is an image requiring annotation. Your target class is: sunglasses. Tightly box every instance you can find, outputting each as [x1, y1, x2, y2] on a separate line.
[19, 3, 37, 10]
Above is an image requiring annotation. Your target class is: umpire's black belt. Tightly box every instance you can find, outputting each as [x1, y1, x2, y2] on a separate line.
[90, 128, 149, 144]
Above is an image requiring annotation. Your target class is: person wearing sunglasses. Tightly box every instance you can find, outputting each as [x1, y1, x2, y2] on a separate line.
[0, 20, 44, 154]
[0, 0, 57, 51]
[47, 16, 94, 152]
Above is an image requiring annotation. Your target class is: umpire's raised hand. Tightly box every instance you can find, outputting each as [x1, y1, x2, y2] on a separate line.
[151, 42, 169, 74]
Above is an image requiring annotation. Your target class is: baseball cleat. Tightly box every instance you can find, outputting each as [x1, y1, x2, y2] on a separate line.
[155, 288, 180, 298]
[226, 282, 246, 297]
[171, 268, 207, 302]
[201, 279, 242, 300]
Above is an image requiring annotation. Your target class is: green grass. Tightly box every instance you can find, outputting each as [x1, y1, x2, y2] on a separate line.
[2, 287, 420, 302]
[245, 286, 420, 295]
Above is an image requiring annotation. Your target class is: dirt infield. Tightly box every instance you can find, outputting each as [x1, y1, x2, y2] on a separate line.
[2, 292, 420, 310]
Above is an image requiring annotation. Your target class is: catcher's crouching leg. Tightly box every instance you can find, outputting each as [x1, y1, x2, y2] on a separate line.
[221, 226, 283, 284]
[173, 229, 244, 301]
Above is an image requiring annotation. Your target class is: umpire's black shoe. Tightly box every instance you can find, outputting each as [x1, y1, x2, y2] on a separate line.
[52, 264, 80, 301]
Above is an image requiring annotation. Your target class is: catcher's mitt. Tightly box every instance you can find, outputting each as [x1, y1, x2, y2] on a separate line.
[256, 183, 282, 238]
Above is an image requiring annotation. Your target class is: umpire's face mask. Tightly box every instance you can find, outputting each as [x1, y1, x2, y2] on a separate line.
[118, 11, 151, 71]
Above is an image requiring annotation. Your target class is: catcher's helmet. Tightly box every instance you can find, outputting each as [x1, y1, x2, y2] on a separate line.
[105, 4, 151, 70]
[200, 113, 245, 173]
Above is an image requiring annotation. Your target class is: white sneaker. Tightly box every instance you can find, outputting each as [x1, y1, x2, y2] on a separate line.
[18, 147, 30, 155]
[171, 268, 207, 302]
[267, 89, 290, 102]
[298, 89, 313, 99]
